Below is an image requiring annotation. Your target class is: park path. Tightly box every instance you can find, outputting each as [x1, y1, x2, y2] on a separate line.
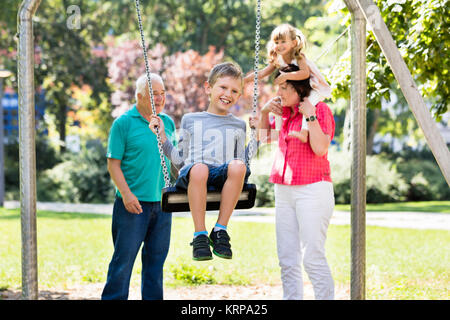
[4, 201, 450, 230]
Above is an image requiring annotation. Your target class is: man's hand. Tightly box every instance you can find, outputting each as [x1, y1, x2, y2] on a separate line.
[148, 115, 167, 143]
[122, 191, 143, 214]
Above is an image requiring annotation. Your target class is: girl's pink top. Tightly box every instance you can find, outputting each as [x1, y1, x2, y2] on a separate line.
[269, 102, 335, 186]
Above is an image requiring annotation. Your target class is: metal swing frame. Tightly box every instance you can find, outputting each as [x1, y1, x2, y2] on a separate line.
[17, 0, 450, 301]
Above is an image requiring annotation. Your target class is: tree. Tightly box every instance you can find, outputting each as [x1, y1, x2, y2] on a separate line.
[328, 0, 449, 154]
[1, 0, 112, 152]
[34, 0, 111, 152]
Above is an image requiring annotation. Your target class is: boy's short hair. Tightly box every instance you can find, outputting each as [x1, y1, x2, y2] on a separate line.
[207, 62, 243, 87]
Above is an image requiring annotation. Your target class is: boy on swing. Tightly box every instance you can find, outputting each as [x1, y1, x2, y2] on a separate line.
[149, 62, 252, 261]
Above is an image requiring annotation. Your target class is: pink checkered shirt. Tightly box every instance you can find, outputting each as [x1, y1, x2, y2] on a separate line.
[269, 102, 335, 186]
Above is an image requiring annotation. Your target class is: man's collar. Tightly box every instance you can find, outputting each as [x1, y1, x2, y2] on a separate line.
[129, 104, 141, 118]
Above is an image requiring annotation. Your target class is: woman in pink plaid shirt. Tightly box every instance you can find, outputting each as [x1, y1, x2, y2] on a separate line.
[257, 64, 335, 300]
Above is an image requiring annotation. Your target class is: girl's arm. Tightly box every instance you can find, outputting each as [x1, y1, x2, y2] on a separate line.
[274, 58, 310, 84]
[244, 64, 277, 85]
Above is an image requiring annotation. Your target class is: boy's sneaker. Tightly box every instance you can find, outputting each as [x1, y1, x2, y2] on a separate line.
[209, 229, 232, 259]
[190, 234, 213, 261]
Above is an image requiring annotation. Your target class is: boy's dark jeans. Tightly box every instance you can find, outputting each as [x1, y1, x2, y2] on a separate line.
[101, 197, 172, 300]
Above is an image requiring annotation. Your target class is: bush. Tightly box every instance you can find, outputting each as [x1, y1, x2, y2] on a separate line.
[5, 134, 61, 200]
[249, 174, 275, 207]
[395, 158, 450, 201]
[37, 141, 115, 203]
[330, 149, 408, 204]
[247, 145, 276, 207]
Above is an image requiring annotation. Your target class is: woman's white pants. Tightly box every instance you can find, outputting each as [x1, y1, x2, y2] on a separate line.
[274, 181, 335, 300]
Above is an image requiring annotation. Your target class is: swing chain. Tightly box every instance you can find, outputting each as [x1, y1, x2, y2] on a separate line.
[247, 0, 261, 166]
[134, 0, 171, 188]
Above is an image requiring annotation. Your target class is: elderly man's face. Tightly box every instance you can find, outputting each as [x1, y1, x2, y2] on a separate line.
[139, 79, 166, 114]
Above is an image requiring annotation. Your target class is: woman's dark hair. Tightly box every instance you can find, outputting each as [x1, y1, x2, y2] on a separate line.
[275, 64, 312, 102]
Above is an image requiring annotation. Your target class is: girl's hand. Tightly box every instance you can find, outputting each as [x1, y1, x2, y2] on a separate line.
[274, 72, 288, 85]
[262, 96, 283, 116]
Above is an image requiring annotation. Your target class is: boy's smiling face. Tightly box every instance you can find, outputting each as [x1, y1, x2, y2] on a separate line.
[205, 76, 242, 115]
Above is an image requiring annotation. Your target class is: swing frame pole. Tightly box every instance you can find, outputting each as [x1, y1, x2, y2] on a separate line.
[18, 0, 41, 300]
[344, 0, 367, 300]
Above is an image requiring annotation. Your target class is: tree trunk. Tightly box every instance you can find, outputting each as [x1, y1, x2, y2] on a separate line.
[57, 104, 67, 153]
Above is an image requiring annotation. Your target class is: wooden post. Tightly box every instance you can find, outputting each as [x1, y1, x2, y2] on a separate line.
[344, 0, 367, 300]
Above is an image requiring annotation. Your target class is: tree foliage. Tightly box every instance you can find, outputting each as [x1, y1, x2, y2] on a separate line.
[107, 39, 274, 126]
[329, 0, 449, 120]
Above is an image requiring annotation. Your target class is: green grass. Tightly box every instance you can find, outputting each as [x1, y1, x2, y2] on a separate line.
[335, 201, 450, 213]
[1, 207, 449, 299]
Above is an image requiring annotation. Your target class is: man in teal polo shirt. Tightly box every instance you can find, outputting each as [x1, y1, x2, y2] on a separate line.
[101, 73, 176, 300]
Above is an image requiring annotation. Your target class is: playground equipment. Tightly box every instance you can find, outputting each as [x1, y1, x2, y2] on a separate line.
[133, 0, 259, 213]
[16, 0, 450, 300]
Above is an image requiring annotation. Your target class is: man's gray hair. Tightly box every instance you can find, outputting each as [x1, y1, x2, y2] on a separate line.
[135, 73, 164, 101]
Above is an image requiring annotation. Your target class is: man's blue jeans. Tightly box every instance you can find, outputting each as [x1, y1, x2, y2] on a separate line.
[101, 198, 172, 300]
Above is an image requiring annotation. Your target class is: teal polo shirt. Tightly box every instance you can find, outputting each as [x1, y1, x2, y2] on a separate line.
[106, 105, 176, 202]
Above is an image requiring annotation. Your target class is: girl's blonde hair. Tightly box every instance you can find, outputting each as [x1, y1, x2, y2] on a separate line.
[267, 24, 307, 68]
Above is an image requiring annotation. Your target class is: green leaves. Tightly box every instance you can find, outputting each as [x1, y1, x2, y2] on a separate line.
[330, 0, 448, 119]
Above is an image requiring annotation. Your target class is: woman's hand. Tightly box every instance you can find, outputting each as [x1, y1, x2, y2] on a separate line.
[262, 96, 283, 116]
[299, 97, 316, 118]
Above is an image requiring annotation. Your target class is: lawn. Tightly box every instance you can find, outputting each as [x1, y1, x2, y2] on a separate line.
[0, 207, 449, 299]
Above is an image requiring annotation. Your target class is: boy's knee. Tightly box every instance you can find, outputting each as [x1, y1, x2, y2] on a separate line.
[227, 160, 247, 177]
[189, 163, 209, 181]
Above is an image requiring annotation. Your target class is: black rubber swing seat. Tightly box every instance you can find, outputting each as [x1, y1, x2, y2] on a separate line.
[161, 183, 257, 212]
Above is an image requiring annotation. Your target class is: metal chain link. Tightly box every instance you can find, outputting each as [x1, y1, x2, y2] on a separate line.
[134, 0, 171, 188]
[247, 0, 261, 166]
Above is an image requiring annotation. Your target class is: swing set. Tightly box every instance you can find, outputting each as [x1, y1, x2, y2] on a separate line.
[134, 0, 259, 213]
[16, 0, 450, 300]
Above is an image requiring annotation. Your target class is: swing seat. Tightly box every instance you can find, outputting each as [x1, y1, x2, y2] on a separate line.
[161, 183, 257, 213]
